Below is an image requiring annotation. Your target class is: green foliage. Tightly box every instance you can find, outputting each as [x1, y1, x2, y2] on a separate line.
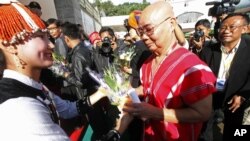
[93, 0, 150, 16]
[103, 65, 119, 91]
[52, 52, 65, 62]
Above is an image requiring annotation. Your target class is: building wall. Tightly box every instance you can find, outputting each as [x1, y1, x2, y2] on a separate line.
[54, 0, 82, 24]
[19, 0, 102, 37]
[80, 0, 102, 35]
[19, 0, 57, 21]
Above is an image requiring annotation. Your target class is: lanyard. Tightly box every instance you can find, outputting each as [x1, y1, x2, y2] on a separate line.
[219, 50, 235, 79]
[37, 85, 60, 125]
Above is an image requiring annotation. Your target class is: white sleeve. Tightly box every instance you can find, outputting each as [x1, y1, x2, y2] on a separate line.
[183, 39, 190, 49]
[0, 97, 70, 141]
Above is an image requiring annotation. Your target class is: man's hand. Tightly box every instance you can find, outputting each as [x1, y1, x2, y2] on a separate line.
[228, 95, 245, 113]
[111, 41, 118, 51]
[191, 36, 204, 50]
[122, 102, 163, 120]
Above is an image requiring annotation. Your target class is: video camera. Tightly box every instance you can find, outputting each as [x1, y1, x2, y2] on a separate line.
[101, 37, 112, 53]
[206, 0, 240, 17]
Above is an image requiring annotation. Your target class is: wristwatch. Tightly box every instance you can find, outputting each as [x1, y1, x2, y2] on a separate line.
[101, 129, 121, 141]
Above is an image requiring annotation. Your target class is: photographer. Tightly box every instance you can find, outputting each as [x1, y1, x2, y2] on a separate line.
[189, 19, 215, 57]
[92, 27, 127, 76]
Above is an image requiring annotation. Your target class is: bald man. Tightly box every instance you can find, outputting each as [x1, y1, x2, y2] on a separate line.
[122, 2, 216, 141]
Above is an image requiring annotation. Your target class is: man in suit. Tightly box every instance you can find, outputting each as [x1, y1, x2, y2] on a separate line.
[200, 13, 250, 141]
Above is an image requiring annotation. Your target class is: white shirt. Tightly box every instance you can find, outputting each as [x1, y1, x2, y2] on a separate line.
[0, 70, 79, 141]
[182, 38, 190, 49]
[218, 39, 240, 79]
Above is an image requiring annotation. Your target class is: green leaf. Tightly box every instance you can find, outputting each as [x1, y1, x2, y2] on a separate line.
[52, 53, 65, 62]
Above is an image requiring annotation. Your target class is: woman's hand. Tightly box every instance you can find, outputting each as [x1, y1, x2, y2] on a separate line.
[89, 87, 108, 105]
[97, 86, 108, 97]
[115, 97, 134, 134]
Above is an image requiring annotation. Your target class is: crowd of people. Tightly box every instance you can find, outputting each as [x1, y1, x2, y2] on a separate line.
[0, 0, 250, 141]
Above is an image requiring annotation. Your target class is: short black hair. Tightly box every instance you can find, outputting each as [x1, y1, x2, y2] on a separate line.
[28, 1, 41, 10]
[61, 22, 81, 40]
[99, 27, 115, 38]
[222, 13, 249, 25]
[46, 18, 62, 27]
[195, 19, 211, 29]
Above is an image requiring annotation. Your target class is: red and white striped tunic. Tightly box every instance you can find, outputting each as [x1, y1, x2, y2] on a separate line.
[140, 47, 216, 141]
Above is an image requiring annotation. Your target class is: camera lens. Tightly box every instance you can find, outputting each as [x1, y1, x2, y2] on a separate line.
[101, 37, 112, 53]
[193, 30, 204, 42]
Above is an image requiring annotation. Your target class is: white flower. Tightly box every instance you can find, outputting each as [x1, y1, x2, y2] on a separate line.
[119, 53, 126, 60]
[117, 45, 136, 67]
[49, 53, 69, 77]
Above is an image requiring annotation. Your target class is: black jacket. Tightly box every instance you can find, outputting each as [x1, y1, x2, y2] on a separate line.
[200, 37, 250, 104]
[65, 42, 98, 99]
[92, 39, 128, 76]
[66, 43, 120, 140]
[92, 47, 113, 75]
[130, 40, 152, 88]
[200, 36, 250, 126]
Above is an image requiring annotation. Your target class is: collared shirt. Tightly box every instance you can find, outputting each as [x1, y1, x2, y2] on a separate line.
[218, 39, 241, 79]
[0, 69, 78, 140]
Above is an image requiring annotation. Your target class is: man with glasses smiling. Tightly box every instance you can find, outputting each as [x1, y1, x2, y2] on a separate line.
[122, 1, 216, 141]
[200, 13, 250, 141]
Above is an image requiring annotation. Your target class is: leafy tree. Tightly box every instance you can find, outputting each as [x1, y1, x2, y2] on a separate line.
[93, 0, 150, 16]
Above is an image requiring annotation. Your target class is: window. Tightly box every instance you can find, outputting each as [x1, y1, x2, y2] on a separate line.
[177, 12, 203, 23]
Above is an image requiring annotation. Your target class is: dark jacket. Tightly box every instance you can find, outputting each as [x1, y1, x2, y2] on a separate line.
[189, 39, 215, 58]
[92, 47, 113, 75]
[130, 40, 152, 88]
[66, 43, 119, 140]
[65, 42, 98, 99]
[200, 36, 250, 127]
[92, 39, 128, 76]
[0, 78, 59, 123]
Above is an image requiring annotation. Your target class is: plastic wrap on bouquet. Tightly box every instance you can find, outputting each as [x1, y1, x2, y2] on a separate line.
[49, 53, 70, 77]
[107, 89, 127, 106]
[86, 66, 131, 105]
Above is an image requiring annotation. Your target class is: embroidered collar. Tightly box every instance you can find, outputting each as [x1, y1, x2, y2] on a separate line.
[3, 69, 43, 90]
[2, 70, 60, 124]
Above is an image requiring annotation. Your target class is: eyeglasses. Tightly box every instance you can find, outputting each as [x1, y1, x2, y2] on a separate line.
[138, 17, 171, 36]
[47, 27, 58, 31]
[219, 24, 246, 32]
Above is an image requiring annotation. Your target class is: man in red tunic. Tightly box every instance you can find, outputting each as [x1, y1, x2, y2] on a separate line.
[122, 1, 216, 141]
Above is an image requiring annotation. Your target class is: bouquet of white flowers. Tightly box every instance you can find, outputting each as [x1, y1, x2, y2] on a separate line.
[49, 53, 70, 77]
[86, 45, 140, 106]
[118, 45, 136, 67]
[86, 65, 129, 105]
[103, 66, 141, 105]
[102, 65, 130, 105]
